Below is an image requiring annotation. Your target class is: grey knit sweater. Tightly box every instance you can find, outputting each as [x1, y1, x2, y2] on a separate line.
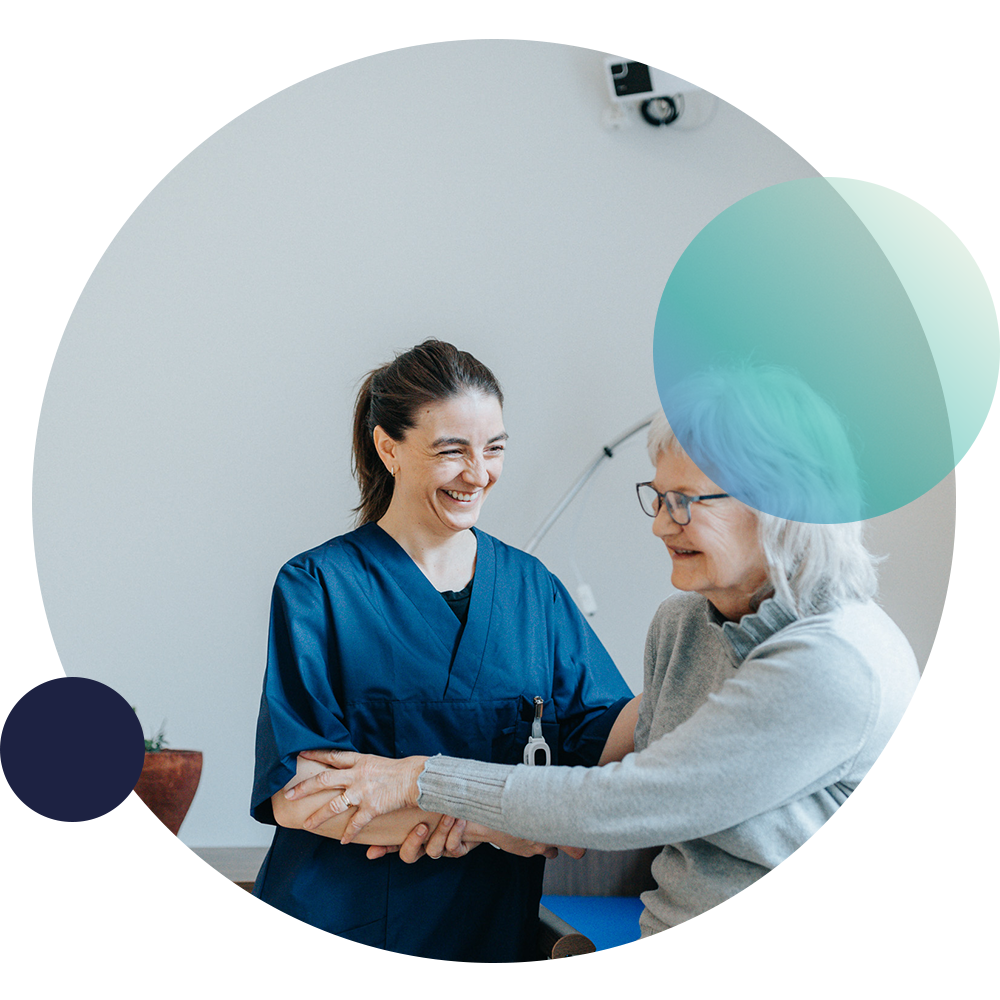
[417, 593, 920, 934]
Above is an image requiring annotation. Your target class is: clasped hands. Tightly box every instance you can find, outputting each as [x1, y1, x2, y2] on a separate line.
[284, 749, 584, 864]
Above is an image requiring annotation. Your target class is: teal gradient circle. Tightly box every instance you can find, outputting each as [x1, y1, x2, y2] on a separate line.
[827, 179, 998, 473]
[653, 177, 998, 523]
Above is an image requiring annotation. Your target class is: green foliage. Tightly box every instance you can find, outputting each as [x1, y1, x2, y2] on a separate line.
[145, 723, 169, 753]
[132, 705, 169, 752]
[31, 823, 101, 962]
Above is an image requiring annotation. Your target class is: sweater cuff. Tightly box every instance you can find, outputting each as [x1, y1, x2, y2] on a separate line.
[416, 755, 515, 825]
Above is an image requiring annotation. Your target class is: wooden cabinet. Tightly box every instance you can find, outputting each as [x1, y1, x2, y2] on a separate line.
[79, 847, 267, 962]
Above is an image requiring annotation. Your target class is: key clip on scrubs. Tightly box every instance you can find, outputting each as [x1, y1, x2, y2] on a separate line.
[523, 695, 551, 766]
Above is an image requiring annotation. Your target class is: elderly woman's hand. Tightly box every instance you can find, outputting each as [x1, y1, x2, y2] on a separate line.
[287, 749, 428, 843]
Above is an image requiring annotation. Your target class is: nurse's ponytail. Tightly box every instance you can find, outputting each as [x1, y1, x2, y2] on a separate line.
[352, 368, 393, 527]
[351, 339, 503, 525]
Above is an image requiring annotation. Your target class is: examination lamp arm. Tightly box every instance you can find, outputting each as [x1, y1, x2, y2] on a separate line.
[524, 414, 655, 554]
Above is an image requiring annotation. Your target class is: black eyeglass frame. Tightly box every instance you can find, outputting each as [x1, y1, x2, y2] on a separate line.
[635, 482, 730, 525]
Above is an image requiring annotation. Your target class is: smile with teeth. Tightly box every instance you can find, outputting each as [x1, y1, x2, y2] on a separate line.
[443, 489, 479, 503]
[670, 546, 699, 555]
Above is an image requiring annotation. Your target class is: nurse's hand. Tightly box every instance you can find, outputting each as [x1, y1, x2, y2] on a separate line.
[386, 820, 585, 864]
[365, 815, 479, 862]
[291, 749, 428, 843]
[470, 829, 588, 861]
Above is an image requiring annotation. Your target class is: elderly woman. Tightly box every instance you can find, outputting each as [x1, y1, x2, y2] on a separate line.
[287, 365, 920, 937]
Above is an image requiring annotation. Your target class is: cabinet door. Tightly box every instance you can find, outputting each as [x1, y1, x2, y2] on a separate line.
[160, 895, 250, 962]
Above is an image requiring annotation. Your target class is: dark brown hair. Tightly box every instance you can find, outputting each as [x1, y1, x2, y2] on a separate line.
[351, 340, 504, 525]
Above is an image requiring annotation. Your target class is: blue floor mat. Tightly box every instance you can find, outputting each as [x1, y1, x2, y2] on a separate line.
[540, 895, 644, 952]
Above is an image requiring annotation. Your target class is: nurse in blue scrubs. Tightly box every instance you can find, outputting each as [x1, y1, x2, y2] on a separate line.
[250, 340, 631, 962]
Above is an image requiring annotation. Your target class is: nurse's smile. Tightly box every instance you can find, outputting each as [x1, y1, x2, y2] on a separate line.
[442, 489, 481, 503]
[375, 390, 507, 539]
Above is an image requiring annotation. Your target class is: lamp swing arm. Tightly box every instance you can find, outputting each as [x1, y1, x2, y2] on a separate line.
[524, 414, 655, 554]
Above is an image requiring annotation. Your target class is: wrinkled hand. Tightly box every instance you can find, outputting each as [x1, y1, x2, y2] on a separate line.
[287, 750, 427, 843]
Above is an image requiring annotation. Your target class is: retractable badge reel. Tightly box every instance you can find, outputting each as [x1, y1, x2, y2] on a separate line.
[523, 696, 551, 766]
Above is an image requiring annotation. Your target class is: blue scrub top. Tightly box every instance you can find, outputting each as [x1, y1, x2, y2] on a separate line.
[251, 522, 631, 961]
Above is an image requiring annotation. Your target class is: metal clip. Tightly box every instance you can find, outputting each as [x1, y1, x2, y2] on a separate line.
[523, 695, 551, 766]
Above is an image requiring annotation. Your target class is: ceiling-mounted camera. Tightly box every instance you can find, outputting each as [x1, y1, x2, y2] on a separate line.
[604, 58, 699, 127]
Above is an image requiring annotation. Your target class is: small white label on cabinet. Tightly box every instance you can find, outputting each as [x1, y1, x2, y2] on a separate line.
[97, 897, 132, 913]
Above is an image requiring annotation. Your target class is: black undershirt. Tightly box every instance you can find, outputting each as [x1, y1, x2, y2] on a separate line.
[439, 578, 473, 625]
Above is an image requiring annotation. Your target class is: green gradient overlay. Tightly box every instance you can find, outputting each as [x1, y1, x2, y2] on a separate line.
[827, 177, 1000, 524]
[653, 178, 998, 522]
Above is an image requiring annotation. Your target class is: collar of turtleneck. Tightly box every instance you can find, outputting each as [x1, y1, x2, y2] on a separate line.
[705, 596, 799, 665]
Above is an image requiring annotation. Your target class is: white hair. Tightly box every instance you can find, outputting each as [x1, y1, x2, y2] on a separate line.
[647, 367, 880, 617]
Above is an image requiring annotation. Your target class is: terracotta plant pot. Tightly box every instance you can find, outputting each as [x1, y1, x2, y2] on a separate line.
[133, 750, 203, 835]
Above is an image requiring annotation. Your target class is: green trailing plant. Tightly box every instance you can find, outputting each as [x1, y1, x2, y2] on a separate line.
[31, 705, 167, 962]
[132, 705, 167, 753]
[31, 823, 101, 962]
[145, 722, 169, 753]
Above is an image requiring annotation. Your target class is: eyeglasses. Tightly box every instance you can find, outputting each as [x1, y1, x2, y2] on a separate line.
[635, 482, 730, 525]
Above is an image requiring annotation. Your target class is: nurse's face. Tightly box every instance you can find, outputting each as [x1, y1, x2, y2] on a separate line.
[384, 392, 507, 535]
[650, 444, 768, 621]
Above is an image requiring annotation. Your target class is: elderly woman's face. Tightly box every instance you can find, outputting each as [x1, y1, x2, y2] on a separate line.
[651, 445, 768, 620]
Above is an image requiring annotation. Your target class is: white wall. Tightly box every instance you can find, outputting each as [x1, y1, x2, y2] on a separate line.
[32, 39, 953, 847]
